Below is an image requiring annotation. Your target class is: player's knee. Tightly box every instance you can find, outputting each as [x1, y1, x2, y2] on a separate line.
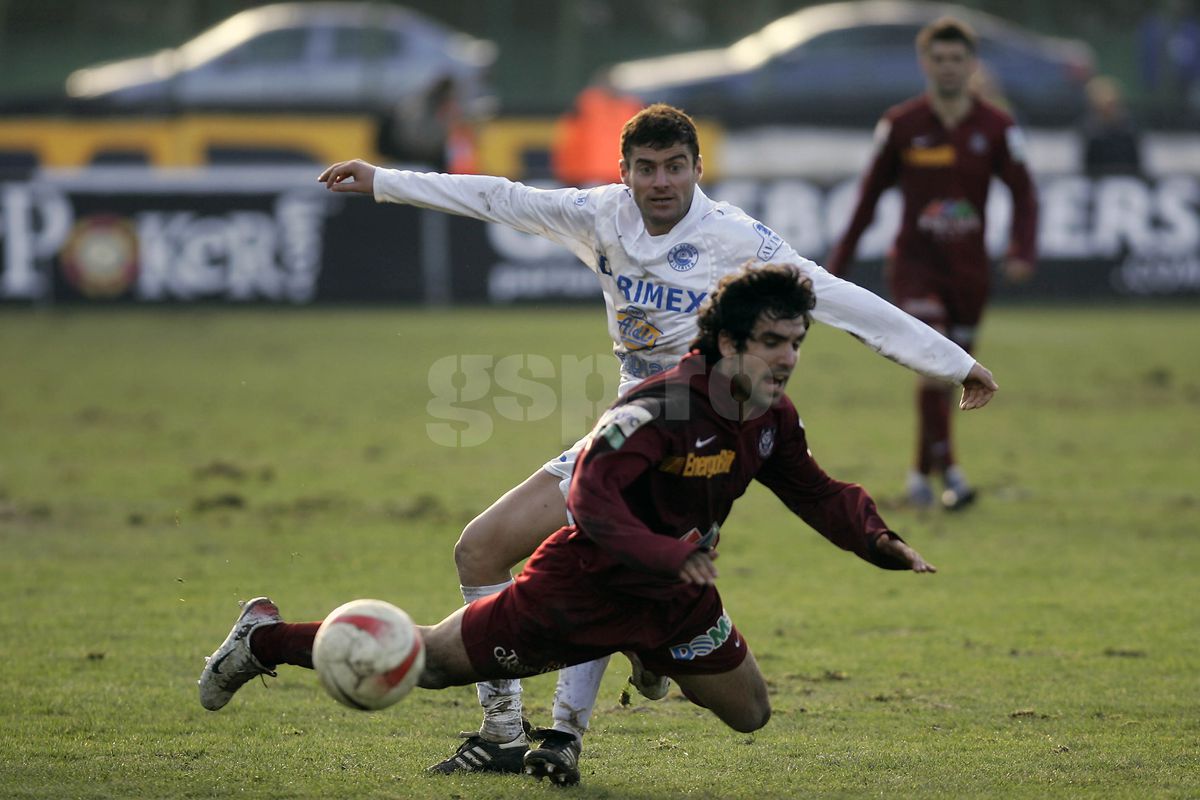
[713, 681, 771, 732]
[727, 699, 771, 733]
[453, 515, 501, 579]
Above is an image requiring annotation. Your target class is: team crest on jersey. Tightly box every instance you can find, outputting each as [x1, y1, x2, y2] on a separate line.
[668, 242, 700, 272]
[616, 306, 663, 350]
[753, 222, 783, 261]
[573, 190, 591, 207]
[758, 426, 777, 458]
[969, 132, 988, 154]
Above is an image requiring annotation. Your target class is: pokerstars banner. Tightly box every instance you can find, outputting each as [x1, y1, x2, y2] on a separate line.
[1, 167, 1198, 304]
[0, 167, 426, 304]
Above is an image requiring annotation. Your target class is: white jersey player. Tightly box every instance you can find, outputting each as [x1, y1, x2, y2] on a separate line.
[319, 104, 997, 785]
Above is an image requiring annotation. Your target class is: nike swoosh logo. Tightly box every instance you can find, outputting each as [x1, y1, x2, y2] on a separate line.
[695, 435, 717, 448]
[209, 651, 231, 675]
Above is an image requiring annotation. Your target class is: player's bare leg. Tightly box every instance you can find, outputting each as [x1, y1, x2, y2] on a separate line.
[464, 472, 624, 770]
[671, 650, 772, 733]
[415, 608, 484, 689]
[455, 468, 568, 586]
[422, 603, 538, 775]
[431, 468, 568, 774]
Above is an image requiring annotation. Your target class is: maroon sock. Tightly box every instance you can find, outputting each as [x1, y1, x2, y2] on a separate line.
[250, 622, 321, 669]
[917, 386, 953, 474]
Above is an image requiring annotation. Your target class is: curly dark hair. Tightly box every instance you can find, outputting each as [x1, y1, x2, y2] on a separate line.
[619, 103, 700, 164]
[691, 263, 816, 361]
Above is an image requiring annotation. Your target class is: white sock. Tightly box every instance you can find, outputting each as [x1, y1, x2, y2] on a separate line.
[551, 655, 610, 743]
[461, 581, 525, 743]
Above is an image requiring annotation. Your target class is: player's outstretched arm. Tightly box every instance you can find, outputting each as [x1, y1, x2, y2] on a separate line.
[318, 159, 377, 195]
[874, 536, 937, 573]
[959, 361, 999, 411]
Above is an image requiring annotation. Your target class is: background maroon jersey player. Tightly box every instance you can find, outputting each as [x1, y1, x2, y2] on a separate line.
[827, 16, 1037, 510]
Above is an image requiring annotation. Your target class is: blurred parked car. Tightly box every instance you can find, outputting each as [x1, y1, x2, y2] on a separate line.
[602, 1, 1095, 128]
[65, 2, 497, 162]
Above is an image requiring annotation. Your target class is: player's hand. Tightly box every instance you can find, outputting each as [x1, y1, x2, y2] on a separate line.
[1002, 258, 1034, 284]
[678, 551, 719, 585]
[318, 159, 377, 195]
[960, 361, 998, 411]
[876, 536, 937, 573]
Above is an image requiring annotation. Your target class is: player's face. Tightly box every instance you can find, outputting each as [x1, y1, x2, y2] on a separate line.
[920, 40, 976, 100]
[620, 143, 703, 235]
[720, 313, 808, 409]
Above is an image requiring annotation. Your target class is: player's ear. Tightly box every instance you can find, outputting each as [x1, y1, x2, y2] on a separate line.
[695, 153, 703, 180]
[717, 330, 738, 360]
[619, 159, 630, 186]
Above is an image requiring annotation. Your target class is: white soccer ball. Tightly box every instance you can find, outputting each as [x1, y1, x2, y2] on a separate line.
[312, 599, 425, 711]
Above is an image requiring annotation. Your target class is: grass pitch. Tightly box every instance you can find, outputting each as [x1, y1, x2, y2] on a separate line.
[0, 305, 1197, 799]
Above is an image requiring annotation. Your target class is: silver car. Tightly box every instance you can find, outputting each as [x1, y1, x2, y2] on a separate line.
[65, 2, 497, 162]
[604, 1, 1095, 128]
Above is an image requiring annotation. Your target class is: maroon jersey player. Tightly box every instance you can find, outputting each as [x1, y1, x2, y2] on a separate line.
[827, 16, 1037, 510]
[197, 263, 937, 786]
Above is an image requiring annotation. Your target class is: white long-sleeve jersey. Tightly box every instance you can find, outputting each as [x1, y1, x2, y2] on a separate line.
[374, 169, 975, 392]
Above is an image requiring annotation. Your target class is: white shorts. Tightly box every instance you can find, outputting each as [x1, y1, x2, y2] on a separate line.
[542, 435, 589, 500]
[544, 375, 642, 500]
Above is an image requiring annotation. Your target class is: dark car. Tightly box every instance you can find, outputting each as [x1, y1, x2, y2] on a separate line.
[603, 1, 1095, 127]
[64, 2, 497, 161]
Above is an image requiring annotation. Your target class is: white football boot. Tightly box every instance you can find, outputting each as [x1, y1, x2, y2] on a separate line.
[198, 596, 281, 711]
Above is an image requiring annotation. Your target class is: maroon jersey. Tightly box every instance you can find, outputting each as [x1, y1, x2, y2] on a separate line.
[563, 353, 908, 601]
[458, 353, 911, 680]
[828, 94, 1037, 276]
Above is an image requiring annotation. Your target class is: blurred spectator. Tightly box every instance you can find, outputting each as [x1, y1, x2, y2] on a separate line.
[422, 81, 479, 174]
[1138, 1, 1200, 109]
[551, 85, 642, 186]
[1081, 76, 1143, 175]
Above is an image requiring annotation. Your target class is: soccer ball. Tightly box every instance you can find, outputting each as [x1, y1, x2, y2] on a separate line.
[312, 599, 425, 711]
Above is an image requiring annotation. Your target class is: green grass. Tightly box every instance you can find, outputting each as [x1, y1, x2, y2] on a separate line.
[1, 305, 1197, 799]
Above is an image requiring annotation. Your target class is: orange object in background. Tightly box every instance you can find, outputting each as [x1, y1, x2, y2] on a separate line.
[552, 87, 643, 186]
[445, 117, 480, 174]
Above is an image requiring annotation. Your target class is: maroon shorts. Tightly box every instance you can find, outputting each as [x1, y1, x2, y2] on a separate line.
[460, 534, 749, 680]
[889, 249, 989, 347]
